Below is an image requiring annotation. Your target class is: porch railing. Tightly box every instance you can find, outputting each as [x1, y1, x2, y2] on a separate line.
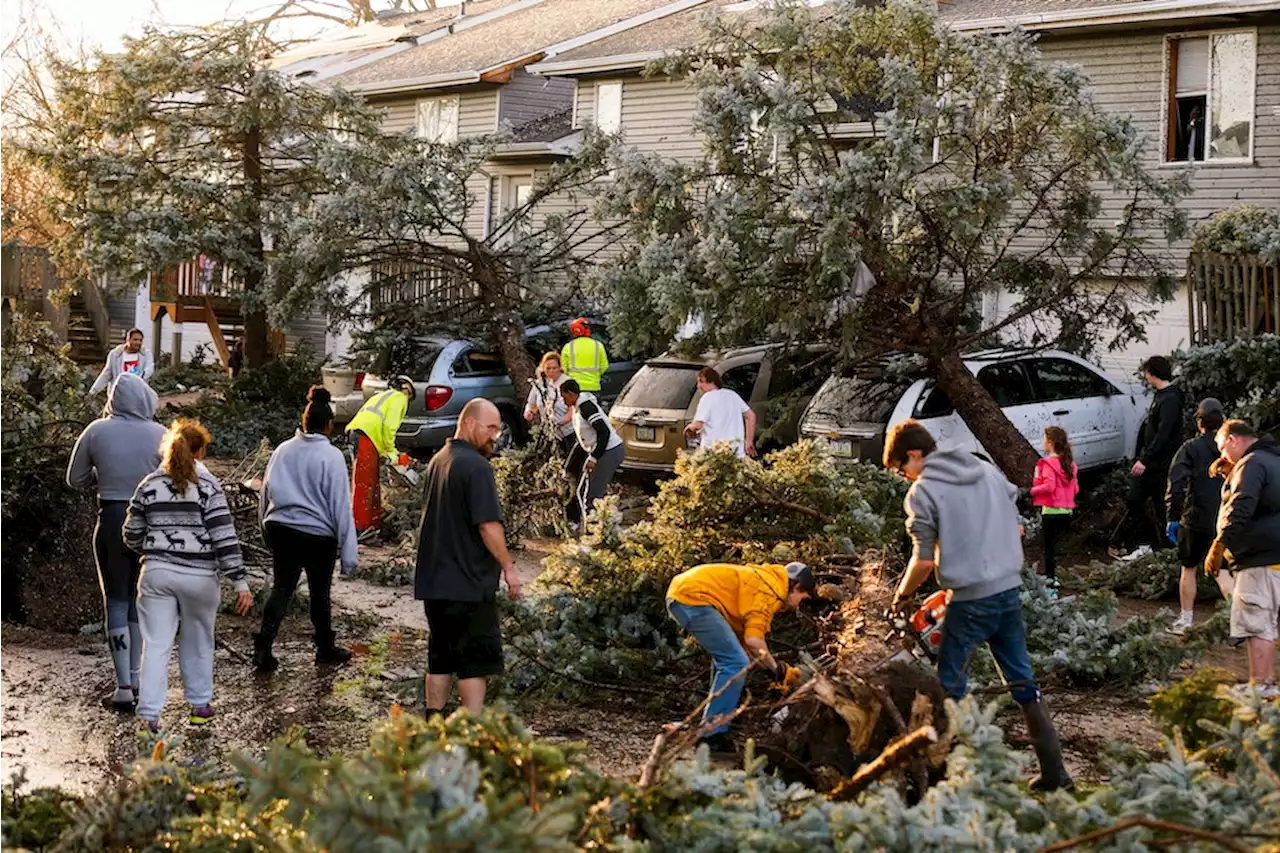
[149, 256, 242, 303]
[368, 259, 476, 314]
[1, 243, 70, 338]
[1187, 252, 1280, 345]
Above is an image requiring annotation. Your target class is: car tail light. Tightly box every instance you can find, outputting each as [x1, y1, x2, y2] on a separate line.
[425, 385, 453, 411]
[353, 372, 366, 391]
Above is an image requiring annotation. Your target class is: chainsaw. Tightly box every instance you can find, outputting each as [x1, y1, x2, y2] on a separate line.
[880, 589, 949, 667]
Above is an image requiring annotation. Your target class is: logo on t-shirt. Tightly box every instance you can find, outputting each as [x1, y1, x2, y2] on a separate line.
[122, 356, 142, 375]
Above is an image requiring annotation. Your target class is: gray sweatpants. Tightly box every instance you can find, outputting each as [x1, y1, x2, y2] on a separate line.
[583, 443, 625, 508]
[136, 565, 221, 722]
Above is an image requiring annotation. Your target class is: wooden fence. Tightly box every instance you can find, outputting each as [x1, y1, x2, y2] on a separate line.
[1, 243, 69, 339]
[1187, 252, 1280, 345]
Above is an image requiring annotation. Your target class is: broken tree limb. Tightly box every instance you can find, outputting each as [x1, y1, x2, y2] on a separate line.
[829, 725, 938, 802]
[638, 730, 669, 790]
[1037, 817, 1253, 853]
[873, 685, 931, 797]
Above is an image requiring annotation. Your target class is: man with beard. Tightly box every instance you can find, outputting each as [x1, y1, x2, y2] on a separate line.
[414, 398, 522, 715]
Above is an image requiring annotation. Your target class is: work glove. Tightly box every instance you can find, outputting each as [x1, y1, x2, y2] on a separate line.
[1205, 540, 1226, 577]
[770, 661, 802, 694]
[1166, 521, 1180, 545]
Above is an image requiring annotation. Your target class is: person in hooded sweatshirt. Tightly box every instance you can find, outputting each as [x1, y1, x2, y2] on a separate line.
[67, 373, 168, 711]
[124, 419, 252, 731]
[886, 419, 1072, 792]
[253, 386, 358, 672]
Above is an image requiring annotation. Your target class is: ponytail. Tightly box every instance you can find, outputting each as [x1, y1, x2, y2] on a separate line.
[162, 418, 211, 493]
[302, 385, 334, 434]
[1044, 425, 1075, 482]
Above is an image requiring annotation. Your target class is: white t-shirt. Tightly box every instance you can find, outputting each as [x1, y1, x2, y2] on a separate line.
[694, 387, 751, 456]
[121, 352, 142, 376]
[525, 375, 574, 440]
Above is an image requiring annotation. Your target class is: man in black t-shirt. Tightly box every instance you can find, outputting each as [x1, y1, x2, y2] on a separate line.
[415, 398, 522, 714]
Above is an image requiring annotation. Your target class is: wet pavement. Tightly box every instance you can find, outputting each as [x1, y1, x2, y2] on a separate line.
[0, 541, 577, 792]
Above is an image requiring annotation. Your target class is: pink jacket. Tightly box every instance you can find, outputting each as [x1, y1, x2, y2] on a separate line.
[1031, 456, 1079, 509]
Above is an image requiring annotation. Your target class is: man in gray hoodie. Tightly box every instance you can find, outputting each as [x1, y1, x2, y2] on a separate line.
[67, 373, 168, 710]
[885, 419, 1071, 792]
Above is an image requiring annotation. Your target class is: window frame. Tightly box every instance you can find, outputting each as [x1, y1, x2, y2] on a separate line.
[1161, 28, 1257, 166]
[975, 361, 1037, 408]
[414, 94, 460, 143]
[594, 81, 623, 135]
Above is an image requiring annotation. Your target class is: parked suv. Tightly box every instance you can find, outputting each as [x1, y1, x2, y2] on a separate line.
[610, 344, 831, 473]
[799, 349, 1150, 470]
[357, 320, 639, 458]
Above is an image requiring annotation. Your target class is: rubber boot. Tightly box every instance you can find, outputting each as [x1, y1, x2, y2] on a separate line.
[1021, 698, 1073, 792]
[252, 632, 279, 673]
[314, 630, 351, 665]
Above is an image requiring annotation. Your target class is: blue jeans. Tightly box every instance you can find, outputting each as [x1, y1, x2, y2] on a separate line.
[936, 587, 1040, 705]
[667, 600, 749, 735]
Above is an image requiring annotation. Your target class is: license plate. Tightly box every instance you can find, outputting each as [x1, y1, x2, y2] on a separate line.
[830, 438, 853, 456]
[635, 425, 656, 442]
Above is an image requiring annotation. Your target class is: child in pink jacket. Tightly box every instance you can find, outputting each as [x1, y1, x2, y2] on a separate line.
[1031, 426, 1079, 590]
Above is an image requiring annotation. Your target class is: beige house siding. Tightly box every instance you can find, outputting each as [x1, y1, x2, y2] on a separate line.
[575, 76, 702, 160]
[498, 69, 575, 130]
[372, 87, 500, 137]
[1038, 20, 1280, 254]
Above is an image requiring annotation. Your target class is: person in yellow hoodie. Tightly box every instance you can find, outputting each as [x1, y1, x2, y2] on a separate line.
[666, 561, 816, 752]
[345, 376, 414, 533]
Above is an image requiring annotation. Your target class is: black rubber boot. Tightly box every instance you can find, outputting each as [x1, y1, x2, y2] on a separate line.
[252, 632, 279, 673]
[314, 630, 352, 665]
[1021, 699, 1073, 792]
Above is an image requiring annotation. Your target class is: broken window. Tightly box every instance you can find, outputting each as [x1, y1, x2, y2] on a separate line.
[1166, 31, 1255, 163]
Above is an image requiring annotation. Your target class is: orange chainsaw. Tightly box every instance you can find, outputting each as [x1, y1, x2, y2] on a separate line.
[882, 589, 949, 666]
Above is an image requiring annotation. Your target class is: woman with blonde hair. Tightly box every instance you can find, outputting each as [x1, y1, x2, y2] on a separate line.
[523, 351, 575, 449]
[125, 419, 252, 731]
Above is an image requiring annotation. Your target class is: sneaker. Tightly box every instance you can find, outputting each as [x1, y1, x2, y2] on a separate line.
[189, 704, 216, 726]
[1255, 681, 1279, 699]
[1166, 617, 1192, 636]
[110, 686, 136, 712]
[1117, 545, 1152, 562]
[140, 719, 159, 735]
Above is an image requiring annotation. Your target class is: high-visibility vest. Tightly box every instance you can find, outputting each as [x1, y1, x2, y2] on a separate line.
[561, 337, 609, 391]
[345, 389, 408, 457]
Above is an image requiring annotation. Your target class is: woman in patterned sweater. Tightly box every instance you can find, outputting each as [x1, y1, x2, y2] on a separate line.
[124, 419, 252, 731]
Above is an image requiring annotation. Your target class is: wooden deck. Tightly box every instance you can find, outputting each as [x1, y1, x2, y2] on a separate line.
[1187, 252, 1280, 345]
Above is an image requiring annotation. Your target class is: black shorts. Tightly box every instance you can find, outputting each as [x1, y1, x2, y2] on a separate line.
[423, 598, 503, 679]
[1177, 526, 1214, 568]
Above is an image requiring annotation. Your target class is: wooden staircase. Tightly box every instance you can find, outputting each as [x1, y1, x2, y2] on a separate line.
[149, 258, 244, 367]
[66, 292, 107, 365]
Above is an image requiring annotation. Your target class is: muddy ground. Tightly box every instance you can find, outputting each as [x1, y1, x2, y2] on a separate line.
[1, 524, 1251, 795]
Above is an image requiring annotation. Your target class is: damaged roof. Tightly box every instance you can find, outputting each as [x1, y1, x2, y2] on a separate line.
[326, 0, 710, 93]
[530, 0, 1280, 75]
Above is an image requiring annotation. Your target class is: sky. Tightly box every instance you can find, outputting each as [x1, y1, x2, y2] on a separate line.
[6, 0, 336, 53]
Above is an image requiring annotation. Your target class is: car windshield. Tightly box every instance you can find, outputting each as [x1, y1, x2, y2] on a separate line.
[806, 376, 910, 424]
[619, 365, 701, 410]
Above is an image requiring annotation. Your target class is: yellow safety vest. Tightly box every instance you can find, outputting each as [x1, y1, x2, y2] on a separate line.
[561, 337, 609, 391]
[345, 390, 408, 457]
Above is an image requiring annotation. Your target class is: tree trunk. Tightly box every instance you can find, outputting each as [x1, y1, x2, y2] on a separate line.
[241, 125, 270, 369]
[933, 350, 1039, 488]
[472, 252, 536, 409]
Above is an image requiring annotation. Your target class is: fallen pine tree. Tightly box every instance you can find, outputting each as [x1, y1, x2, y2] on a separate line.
[6, 690, 1276, 851]
[499, 444, 1221, 796]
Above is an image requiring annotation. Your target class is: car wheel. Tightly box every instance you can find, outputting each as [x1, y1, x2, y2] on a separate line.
[494, 407, 525, 455]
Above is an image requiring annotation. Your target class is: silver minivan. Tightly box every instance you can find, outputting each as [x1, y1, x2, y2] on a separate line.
[355, 320, 639, 458]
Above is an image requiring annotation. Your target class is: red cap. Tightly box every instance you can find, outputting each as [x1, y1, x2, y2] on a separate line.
[570, 317, 590, 337]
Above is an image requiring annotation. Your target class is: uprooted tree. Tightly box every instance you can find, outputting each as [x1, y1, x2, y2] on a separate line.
[595, 0, 1188, 485]
[27, 21, 385, 368]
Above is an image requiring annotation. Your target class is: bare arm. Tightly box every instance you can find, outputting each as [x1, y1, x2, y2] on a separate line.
[478, 521, 522, 598]
[743, 408, 757, 455]
[743, 635, 776, 674]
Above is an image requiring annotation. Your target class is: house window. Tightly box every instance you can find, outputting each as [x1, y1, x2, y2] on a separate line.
[1165, 31, 1255, 163]
[502, 175, 534, 213]
[415, 95, 460, 143]
[595, 82, 622, 134]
